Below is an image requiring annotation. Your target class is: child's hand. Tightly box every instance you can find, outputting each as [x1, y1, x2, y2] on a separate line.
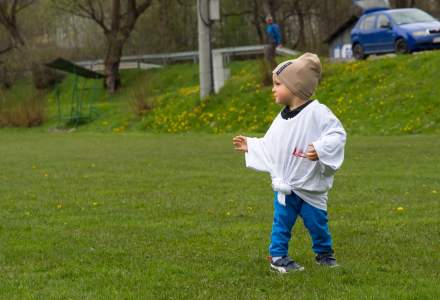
[306, 144, 319, 161]
[232, 135, 248, 152]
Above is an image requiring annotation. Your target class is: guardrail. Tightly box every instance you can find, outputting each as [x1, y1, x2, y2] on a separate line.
[76, 45, 299, 71]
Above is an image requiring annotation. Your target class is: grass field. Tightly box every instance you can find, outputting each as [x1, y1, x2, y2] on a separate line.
[0, 130, 439, 299]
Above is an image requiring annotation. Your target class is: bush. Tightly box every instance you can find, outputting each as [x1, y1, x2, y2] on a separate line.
[0, 90, 47, 127]
[128, 89, 154, 116]
[31, 62, 63, 90]
[0, 65, 13, 89]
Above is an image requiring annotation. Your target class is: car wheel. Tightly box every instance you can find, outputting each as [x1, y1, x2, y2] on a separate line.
[353, 44, 367, 60]
[395, 38, 410, 54]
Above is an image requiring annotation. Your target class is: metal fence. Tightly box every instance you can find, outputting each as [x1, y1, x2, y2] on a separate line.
[76, 45, 299, 71]
[76, 45, 299, 93]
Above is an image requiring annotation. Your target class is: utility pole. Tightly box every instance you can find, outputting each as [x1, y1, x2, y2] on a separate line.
[197, 0, 220, 100]
[198, 0, 212, 99]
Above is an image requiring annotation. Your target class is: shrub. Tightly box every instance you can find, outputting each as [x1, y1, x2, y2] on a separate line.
[128, 89, 154, 116]
[31, 62, 64, 90]
[0, 90, 47, 127]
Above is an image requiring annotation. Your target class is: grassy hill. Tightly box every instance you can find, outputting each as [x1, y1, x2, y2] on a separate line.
[2, 50, 440, 135]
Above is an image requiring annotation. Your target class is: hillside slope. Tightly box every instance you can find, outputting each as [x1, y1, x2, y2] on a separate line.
[2, 50, 440, 135]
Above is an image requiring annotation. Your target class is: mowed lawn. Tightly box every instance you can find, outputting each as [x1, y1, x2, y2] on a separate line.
[0, 131, 439, 299]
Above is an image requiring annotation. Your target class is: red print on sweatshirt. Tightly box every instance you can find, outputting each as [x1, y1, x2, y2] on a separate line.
[292, 147, 307, 158]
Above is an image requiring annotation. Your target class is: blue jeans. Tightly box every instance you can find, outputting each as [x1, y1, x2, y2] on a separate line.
[269, 191, 333, 257]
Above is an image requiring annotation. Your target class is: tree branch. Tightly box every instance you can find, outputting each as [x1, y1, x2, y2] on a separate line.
[113, 0, 121, 31]
[222, 10, 253, 18]
[135, 0, 153, 17]
[52, 0, 110, 33]
[0, 43, 14, 55]
[15, 0, 35, 13]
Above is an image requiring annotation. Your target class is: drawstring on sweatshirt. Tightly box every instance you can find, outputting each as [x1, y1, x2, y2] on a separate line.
[272, 177, 292, 206]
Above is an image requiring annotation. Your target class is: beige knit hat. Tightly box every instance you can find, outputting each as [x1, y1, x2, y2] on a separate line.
[272, 53, 322, 100]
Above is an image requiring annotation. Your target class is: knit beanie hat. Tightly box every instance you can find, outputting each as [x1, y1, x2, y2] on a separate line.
[272, 53, 322, 100]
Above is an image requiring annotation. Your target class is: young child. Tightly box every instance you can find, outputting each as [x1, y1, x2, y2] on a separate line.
[232, 53, 346, 273]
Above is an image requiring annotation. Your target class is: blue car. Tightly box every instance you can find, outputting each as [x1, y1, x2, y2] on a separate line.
[351, 8, 440, 60]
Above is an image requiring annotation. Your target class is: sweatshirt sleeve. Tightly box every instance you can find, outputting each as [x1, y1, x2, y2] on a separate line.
[244, 137, 272, 173]
[312, 109, 346, 175]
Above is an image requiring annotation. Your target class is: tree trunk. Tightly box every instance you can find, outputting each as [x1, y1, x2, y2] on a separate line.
[296, 10, 305, 49]
[7, 24, 26, 48]
[104, 35, 125, 93]
[394, 0, 413, 8]
[252, 0, 264, 44]
[0, 19, 26, 56]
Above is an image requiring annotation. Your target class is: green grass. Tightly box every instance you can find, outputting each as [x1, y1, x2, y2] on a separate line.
[0, 130, 439, 299]
[3, 50, 440, 135]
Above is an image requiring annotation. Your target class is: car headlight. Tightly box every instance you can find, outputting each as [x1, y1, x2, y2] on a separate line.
[412, 30, 428, 37]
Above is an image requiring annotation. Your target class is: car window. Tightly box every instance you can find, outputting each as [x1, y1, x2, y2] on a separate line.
[377, 15, 390, 28]
[361, 15, 377, 31]
[389, 9, 436, 25]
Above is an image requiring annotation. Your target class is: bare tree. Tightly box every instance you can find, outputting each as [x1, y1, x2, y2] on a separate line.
[53, 0, 154, 92]
[392, 0, 417, 8]
[0, 0, 35, 54]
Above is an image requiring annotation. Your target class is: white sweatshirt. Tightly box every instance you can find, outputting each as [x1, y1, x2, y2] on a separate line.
[244, 100, 346, 211]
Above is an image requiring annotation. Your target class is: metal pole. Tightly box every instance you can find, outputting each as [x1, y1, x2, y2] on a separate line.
[197, 0, 213, 100]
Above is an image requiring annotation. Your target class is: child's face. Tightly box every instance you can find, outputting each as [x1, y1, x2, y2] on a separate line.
[272, 75, 293, 105]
